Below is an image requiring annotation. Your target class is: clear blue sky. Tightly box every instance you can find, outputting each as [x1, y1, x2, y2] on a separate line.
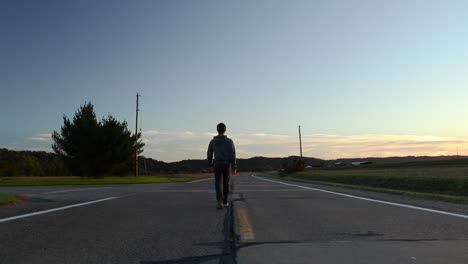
[2, 0, 468, 161]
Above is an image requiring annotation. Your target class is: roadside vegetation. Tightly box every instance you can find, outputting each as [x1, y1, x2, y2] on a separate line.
[0, 148, 70, 177]
[0, 176, 197, 187]
[52, 102, 144, 177]
[265, 159, 468, 203]
[0, 193, 21, 205]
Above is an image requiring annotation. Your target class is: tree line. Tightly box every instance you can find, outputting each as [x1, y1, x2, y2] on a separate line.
[0, 148, 325, 177]
[1, 102, 326, 177]
[0, 148, 70, 177]
[1, 102, 143, 178]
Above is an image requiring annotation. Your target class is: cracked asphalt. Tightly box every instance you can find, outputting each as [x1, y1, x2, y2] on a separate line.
[1, 174, 468, 263]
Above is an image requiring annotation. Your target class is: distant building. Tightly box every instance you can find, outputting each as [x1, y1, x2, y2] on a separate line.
[334, 162, 346, 166]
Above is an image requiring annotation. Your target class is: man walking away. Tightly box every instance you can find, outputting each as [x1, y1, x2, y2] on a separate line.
[207, 123, 237, 209]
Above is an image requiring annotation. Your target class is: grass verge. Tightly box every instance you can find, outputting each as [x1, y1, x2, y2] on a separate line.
[259, 172, 468, 204]
[279, 167, 468, 196]
[0, 176, 195, 187]
[0, 193, 22, 205]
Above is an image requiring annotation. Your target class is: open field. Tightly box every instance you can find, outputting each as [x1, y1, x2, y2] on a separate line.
[266, 159, 468, 202]
[0, 176, 201, 187]
[332, 158, 468, 170]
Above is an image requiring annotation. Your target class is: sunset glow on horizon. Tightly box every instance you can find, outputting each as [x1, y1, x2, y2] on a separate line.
[2, 0, 468, 161]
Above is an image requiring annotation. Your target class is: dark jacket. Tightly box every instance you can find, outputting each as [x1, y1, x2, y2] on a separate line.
[207, 135, 237, 169]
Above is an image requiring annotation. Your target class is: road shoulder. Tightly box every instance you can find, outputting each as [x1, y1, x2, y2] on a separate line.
[257, 174, 468, 216]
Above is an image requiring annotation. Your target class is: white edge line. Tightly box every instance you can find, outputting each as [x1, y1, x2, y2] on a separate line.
[186, 178, 213, 184]
[252, 175, 468, 220]
[43, 187, 113, 194]
[0, 197, 118, 223]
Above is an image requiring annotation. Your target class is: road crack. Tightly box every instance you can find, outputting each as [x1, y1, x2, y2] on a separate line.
[219, 179, 238, 264]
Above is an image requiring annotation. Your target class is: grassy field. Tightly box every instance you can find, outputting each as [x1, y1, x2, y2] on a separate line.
[0, 193, 21, 205]
[265, 159, 468, 202]
[329, 158, 468, 170]
[0, 175, 205, 187]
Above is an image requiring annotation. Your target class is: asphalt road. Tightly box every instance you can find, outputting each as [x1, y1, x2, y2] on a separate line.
[1, 174, 468, 263]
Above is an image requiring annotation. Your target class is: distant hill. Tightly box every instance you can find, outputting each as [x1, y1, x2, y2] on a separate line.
[237, 156, 324, 171]
[1, 148, 467, 176]
[140, 155, 468, 174]
[139, 155, 325, 174]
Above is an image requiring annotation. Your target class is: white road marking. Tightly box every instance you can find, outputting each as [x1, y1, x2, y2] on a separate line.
[0, 197, 118, 223]
[235, 184, 281, 187]
[146, 190, 215, 193]
[238, 189, 309, 192]
[42, 187, 112, 194]
[186, 178, 213, 184]
[144, 189, 303, 193]
[252, 175, 468, 220]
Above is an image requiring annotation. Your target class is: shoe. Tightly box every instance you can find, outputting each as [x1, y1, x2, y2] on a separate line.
[223, 202, 229, 207]
[217, 201, 223, 210]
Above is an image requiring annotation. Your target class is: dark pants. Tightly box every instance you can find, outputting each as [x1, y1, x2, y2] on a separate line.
[214, 164, 230, 203]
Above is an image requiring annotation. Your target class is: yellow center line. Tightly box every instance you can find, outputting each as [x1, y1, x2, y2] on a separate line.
[234, 207, 255, 242]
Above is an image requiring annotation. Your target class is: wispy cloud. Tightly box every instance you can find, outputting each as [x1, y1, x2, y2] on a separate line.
[254, 133, 290, 138]
[26, 147, 52, 152]
[26, 133, 52, 141]
[140, 130, 468, 162]
[298, 134, 468, 159]
[144, 130, 160, 136]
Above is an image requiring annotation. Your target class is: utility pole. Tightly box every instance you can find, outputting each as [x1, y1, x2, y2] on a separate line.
[298, 125, 303, 160]
[135, 93, 140, 177]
